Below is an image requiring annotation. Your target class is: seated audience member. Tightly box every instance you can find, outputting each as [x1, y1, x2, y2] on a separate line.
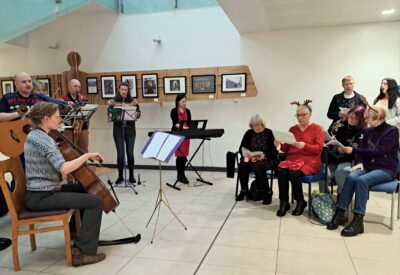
[327, 76, 365, 131]
[275, 100, 324, 217]
[319, 105, 366, 197]
[373, 78, 400, 130]
[24, 102, 106, 266]
[327, 106, 399, 237]
[236, 114, 278, 204]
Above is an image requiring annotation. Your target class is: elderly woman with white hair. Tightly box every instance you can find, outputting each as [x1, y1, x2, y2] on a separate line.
[236, 114, 278, 205]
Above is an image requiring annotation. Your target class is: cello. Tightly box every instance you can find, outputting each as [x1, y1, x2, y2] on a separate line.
[50, 130, 141, 245]
[50, 130, 118, 213]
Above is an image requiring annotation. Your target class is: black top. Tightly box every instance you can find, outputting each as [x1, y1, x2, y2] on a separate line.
[327, 91, 365, 129]
[170, 107, 192, 131]
[238, 128, 278, 163]
[328, 120, 363, 163]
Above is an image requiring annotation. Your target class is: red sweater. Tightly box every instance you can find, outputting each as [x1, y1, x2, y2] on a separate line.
[280, 123, 324, 175]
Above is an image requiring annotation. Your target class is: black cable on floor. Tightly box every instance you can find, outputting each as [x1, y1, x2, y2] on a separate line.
[193, 200, 237, 274]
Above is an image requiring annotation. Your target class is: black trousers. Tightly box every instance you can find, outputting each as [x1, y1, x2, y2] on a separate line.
[25, 190, 103, 255]
[238, 161, 273, 192]
[176, 156, 187, 178]
[113, 126, 136, 178]
[278, 168, 305, 202]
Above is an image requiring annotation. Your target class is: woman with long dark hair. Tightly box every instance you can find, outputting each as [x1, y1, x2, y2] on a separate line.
[108, 82, 141, 184]
[170, 94, 191, 184]
[373, 78, 400, 128]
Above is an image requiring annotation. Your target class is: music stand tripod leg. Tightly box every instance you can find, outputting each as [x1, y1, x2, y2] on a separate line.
[147, 161, 187, 243]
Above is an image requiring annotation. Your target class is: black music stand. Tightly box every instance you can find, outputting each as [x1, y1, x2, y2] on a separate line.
[166, 119, 213, 191]
[109, 106, 138, 194]
[141, 131, 187, 243]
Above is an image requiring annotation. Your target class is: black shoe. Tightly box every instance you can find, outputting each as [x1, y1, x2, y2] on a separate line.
[115, 177, 123, 185]
[178, 176, 189, 184]
[326, 208, 345, 230]
[129, 177, 136, 184]
[263, 190, 273, 205]
[276, 200, 291, 217]
[341, 213, 364, 237]
[292, 200, 307, 216]
[236, 190, 247, 201]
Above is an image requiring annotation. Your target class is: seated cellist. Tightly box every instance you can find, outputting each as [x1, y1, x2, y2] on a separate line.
[24, 102, 106, 267]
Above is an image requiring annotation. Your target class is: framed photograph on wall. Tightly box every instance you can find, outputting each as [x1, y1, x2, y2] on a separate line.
[221, 73, 247, 93]
[86, 77, 98, 94]
[101, 76, 116, 99]
[164, 76, 186, 95]
[36, 78, 51, 96]
[1, 80, 14, 96]
[142, 74, 158, 98]
[192, 75, 216, 94]
[121, 75, 137, 98]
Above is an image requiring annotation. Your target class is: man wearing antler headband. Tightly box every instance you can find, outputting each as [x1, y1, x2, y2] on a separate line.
[275, 100, 324, 217]
[327, 76, 365, 131]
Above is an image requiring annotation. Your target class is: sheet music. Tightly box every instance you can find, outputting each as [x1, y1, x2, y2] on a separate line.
[272, 130, 296, 144]
[339, 107, 349, 114]
[142, 132, 168, 159]
[80, 104, 98, 111]
[142, 131, 185, 162]
[324, 130, 334, 141]
[115, 106, 137, 121]
[156, 135, 183, 161]
[241, 147, 264, 158]
[326, 139, 344, 147]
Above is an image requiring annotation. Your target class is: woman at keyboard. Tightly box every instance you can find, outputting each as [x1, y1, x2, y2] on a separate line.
[170, 94, 191, 184]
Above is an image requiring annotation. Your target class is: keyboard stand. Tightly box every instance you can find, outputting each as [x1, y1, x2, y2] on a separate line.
[166, 137, 213, 191]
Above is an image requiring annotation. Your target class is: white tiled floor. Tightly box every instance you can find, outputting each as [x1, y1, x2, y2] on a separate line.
[0, 169, 399, 274]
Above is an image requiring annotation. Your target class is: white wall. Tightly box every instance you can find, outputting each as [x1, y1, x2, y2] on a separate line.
[240, 22, 400, 132]
[1, 6, 399, 168]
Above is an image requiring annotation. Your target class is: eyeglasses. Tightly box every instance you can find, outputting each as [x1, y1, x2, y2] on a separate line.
[295, 113, 309, 118]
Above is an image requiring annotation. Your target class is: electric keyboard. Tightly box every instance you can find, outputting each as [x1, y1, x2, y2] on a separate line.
[148, 129, 224, 139]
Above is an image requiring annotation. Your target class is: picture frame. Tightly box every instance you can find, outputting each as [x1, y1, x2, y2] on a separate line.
[101, 76, 116, 99]
[1, 80, 14, 96]
[221, 73, 247, 93]
[164, 76, 186, 95]
[142, 74, 158, 98]
[86, 77, 98, 94]
[121, 75, 137, 98]
[36, 78, 51, 96]
[191, 75, 216, 94]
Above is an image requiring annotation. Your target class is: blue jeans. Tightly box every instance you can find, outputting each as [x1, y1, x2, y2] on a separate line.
[318, 162, 352, 193]
[337, 169, 393, 215]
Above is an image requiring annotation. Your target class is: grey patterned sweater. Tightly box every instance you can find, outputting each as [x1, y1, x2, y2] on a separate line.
[24, 129, 66, 191]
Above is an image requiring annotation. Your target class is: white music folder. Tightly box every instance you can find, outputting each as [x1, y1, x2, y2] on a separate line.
[141, 131, 185, 163]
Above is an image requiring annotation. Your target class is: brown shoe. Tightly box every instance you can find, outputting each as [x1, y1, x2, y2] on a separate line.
[72, 247, 106, 267]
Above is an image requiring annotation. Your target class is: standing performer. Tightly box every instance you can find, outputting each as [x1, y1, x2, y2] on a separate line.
[373, 78, 400, 130]
[24, 102, 106, 266]
[170, 94, 191, 184]
[108, 82, 141, 184]
[58, 79, 89, 153]
[327, 76, 365, 131]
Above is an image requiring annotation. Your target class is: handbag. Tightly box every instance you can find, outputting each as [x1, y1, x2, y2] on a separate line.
[310, 191, 335, 224]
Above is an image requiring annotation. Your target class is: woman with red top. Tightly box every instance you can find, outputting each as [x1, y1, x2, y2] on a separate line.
[275, 100, 324, 217]
[170, 94, 191, 184]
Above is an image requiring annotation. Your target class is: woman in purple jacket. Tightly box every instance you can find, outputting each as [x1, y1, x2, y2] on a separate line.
[327, 106, 399, 236]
